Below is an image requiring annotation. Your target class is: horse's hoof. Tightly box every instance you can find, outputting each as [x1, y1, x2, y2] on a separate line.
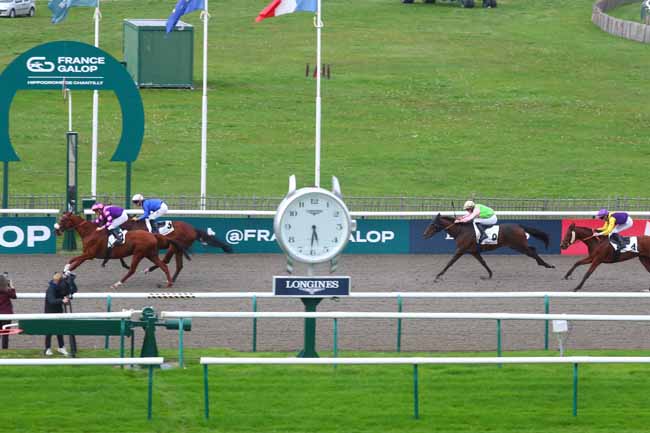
[143, 268, 150, 275]
[110, 281, 123, 290]
[548, 265, 556, 269]
[480, 276, 493, 280]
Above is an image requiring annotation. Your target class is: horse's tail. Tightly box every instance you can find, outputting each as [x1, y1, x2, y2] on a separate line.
[159, 236, 192, 261]
[521, 225, 550, 249]
[196, 228, 233, 253]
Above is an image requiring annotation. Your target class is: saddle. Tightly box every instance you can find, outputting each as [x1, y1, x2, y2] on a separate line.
[610, 236, 638, 253]
[473, 225, 499, 245]
[107, 229, 127, 247]
[157, 220, 174, 236]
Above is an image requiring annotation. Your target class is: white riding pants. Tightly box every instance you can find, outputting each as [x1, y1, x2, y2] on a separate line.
[612, 217, 633, 234]
[147, 202, 168, 221]
[475, 215, 497, 226]
[108, 211, 128, 230]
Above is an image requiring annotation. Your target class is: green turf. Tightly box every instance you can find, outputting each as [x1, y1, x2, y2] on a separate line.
[1, 0, 649, 199]
[2, 348, 650, 432]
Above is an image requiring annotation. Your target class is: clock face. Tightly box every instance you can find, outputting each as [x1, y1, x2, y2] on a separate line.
[276, 189, 351, 263]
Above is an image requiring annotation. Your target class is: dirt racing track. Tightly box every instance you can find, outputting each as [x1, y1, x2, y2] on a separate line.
[6, 253, 650, 353]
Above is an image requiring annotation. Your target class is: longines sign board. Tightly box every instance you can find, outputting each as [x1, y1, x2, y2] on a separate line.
[273, 276, 351, 297]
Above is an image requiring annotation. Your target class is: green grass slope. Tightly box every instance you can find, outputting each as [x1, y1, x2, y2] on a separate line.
[1, 0, 648, 198]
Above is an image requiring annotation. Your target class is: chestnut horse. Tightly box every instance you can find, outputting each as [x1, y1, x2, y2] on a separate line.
[422, 214, 555, 281]
[54, 212, 176, 289]
[117, 218, 233, 282]
[560, 223, 650, 291]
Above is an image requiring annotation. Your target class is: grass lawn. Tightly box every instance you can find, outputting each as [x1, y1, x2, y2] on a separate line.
[1, 348, 650, 432]
[0, 0, 649, 199]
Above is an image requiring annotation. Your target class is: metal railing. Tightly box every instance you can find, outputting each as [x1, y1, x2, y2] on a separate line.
[5, 194, 650, 214]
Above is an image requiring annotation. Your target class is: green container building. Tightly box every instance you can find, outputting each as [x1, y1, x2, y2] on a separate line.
[123, 19, 194, 88]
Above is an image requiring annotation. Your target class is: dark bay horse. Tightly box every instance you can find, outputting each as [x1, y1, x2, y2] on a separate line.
[422, 214, 555, 281]
[54, 212, 176, 289]
[560, 223, 650, 291]
[119, 218, 233, 282]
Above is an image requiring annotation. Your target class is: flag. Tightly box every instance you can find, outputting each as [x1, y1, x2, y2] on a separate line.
[48, 0, 97, 24]
[256, 0, 317, 22]
[166, 0, 205, 33]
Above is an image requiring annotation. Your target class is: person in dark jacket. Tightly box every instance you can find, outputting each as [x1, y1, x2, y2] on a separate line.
[44, 273, 70, 356]
[0, 274, 16, 349]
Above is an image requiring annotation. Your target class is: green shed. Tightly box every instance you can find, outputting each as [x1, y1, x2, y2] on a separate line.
[123, 19, 194, 88]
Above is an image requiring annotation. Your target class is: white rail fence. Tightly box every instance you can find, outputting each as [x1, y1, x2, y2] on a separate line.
[15, 291, 650, 353]
[200, 356, 650, 419]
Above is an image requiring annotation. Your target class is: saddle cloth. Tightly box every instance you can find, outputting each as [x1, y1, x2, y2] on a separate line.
[473, 225, 499, 245]
[107, 230, 128, 248]
[158, 220, 174, 236]
[610, 236, 639, 253]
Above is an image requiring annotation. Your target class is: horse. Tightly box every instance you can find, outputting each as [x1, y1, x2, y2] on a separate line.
[560, 223, 650, 291]
[54, 212, 178, 289]
[422, 214, 555, 281]
[117, 218, 233, 282]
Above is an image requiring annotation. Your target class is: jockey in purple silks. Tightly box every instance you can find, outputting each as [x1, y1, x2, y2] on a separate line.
[92, 203, 128, 245]
[594, 208, 633, 250]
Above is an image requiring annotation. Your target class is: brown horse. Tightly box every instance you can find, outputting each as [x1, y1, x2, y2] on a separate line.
[422, 214, 555, 281]
[118, 218, 233, 282]
[54, 212, 175, 289]
[560, 223, 650, 291]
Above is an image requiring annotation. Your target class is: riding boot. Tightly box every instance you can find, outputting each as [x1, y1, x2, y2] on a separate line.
[150, 220, 158, 234]
[110, 228, 124, 245]
[613, 233, 625, 251]
[476, 223, 487, 244]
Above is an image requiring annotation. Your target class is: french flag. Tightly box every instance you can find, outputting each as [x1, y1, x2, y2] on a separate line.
[256, 0, 317, 22]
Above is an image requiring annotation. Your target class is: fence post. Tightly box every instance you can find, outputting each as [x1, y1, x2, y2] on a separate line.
[203, 364, 210, 419]
[147, 365, 154, 420]
[413, 364, 419, 419]
[544, 295, 549, 350]
[104, 295, 112, 350]
[252, 295, 257, 352]
[178, 318, 185, 368]
[396, 295, 403, 352]
[573, 363, 578, 416]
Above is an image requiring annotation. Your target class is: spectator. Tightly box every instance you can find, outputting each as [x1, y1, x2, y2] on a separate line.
[0, 274, 16, 350]
[44, 273, 70, 356]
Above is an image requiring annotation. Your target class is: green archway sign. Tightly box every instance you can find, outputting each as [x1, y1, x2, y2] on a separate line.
[0, 40, 144, 208]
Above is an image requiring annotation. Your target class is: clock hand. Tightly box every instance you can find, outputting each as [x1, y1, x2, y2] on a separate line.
[311, 225, 319, 246]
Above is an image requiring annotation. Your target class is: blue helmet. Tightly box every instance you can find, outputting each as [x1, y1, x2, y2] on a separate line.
[596, 208, 609, 219]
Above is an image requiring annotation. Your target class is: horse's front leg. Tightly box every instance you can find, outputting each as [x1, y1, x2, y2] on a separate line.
[111, 254, 144, 290]
[563, 256, 593, 280]
[470, 252, 493, 279]
[572, 259, 603, 292]
[435, 250, 464, 282]
[65, 253, 95, 273]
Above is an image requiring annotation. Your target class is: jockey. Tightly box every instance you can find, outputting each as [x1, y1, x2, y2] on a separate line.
[92, 203, 128, 244]
[455, 200, 497, 244]
[594, 208, 633, 250]
[131, 194, 168, 234]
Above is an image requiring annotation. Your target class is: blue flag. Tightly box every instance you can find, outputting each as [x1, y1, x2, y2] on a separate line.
[166, 0, 205, 33]
[48, 0, 97, 24]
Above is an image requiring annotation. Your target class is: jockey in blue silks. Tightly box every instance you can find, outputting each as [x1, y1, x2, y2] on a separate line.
[131, 194, 169, 233]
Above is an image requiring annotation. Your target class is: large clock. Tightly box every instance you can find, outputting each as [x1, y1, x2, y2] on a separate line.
[274, 177, 354, 265]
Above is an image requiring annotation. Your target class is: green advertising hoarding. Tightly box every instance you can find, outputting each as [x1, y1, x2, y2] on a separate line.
[169, 218, 411, 254]
[0, 217, 56, 254]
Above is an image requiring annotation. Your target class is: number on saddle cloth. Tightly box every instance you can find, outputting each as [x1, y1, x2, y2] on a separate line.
[611, 236, 638, 253]
[158, 221, 174, 236]
[475, 225, 499, 245]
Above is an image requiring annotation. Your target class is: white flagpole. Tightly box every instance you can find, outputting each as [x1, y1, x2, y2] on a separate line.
[199, 0, 209, 210]
[91, 0, 101, 199]
[314, 0, 323, 188]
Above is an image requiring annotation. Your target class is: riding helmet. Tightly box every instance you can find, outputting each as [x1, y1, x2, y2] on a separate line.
[463, 200, 475, 210]
[132, 193, 144, 204]
[91, 203, 104, 212]
[596, 208, 609, 218]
